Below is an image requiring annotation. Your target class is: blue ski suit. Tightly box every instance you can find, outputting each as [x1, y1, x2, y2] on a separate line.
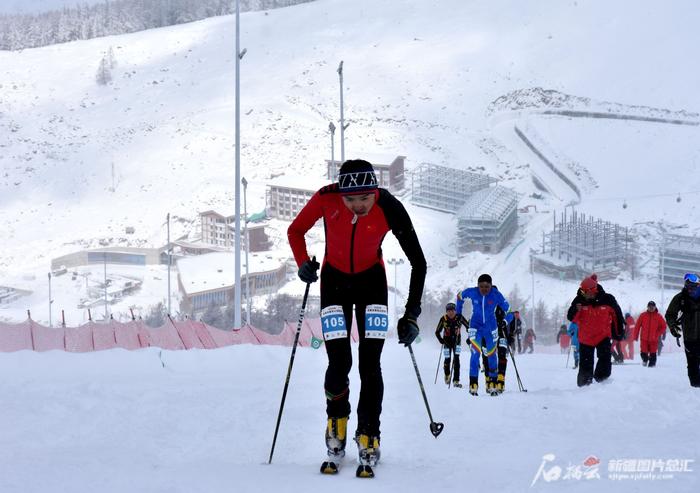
[456, 286, 510, 380]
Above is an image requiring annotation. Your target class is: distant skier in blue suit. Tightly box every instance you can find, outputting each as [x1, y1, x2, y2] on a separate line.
[568, 322, 580, 369]
[456, 273, 510, 396]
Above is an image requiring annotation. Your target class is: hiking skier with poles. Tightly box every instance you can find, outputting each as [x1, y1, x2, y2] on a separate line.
[287, 159, 427, 477]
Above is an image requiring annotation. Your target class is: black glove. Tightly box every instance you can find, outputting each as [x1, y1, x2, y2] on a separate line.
[669, 324, 681, 339]
[297, 258, 320, 283]
[437, 335, 445, 345]
[611, 328, 624, 341]
[397, 311, 420, 346]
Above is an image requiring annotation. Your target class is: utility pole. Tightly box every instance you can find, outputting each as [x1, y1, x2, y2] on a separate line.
[233, 0, 247, 329]
[337, 61, 345, 163]
[530, 254, 536, 334]
[103, 252, 108, 320]
[242, 177, 251, 325]
[48, 272, 53, 327]
[660, 226, 666, 311]
[387, 258, 404, 325]
[329, 122, 336, 180]
[167, 212, 172, 316]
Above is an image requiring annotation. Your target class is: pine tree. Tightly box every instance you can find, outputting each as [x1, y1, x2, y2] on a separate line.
[143, 301, 167, 327]
[96, 55, 112, 85]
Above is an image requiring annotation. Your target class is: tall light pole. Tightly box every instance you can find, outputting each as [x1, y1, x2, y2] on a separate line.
[530, 253, 536, 334]
[387, 258, 404, 323]
[660, 225, 666, 311]
[329, 121, 336, 180]
[103, 252, 108, 321]
[242, 177, 251, 325]
[167, 212, 171, 316]
[337, 61, 345, 163]
[48, 272, 53, 327]
[233, 0, 247, 329]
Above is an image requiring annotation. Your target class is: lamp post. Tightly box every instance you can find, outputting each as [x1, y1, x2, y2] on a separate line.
[660, 225, 666, 311]
[530, 253, 537, 335]
[329, 121, 336, 180]
[48, 272, 53, 327]
[167, 212, 171, 316]
[337, 61, 346, 163]
[103, 252, 108, 321]
[387, 258, 404, 323]
[242, 177, 251, 325]
[233, 0, 247, 329]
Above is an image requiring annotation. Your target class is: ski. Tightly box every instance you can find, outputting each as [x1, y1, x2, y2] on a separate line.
[320, 451, 344, 474]
[320, 459, 342, 474]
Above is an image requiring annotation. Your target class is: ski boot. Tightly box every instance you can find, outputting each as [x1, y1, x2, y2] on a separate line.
[486, 377, 499, 396]
[320, 416, 347, 474]
[496, 374, 505, 394]
[444, 373, 451, 385]
[354, 432, 380, 478]
[468, 376, 478, 396]
[453, 380, 462, 388]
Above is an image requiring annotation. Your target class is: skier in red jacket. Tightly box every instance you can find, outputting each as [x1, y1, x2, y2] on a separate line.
[634, 301, 667, 367]
[566, 274, 624, 387]
[288, 159, 426, 474]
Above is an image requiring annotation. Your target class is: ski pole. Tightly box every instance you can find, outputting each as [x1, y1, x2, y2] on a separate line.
[434, 344, 444, 385]
[407, 344, 444, 437]
[566, 344, 571, 368]
[506, 342, 527, 392]
[268, 278, 312, 464]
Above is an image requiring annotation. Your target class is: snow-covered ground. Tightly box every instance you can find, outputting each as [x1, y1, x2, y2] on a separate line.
[1, 341, 697, 492]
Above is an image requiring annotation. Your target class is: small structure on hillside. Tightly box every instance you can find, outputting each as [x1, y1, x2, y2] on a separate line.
[456, 186, 519, 253]
[661, 234, 700, 289]
[533, 210, 631, 280]
[411, 163, 497, 213]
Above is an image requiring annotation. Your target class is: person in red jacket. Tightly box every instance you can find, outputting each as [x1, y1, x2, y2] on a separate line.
[288, 159, 426, 470]
[622, 312, 636, 360]
[566, 274, 625, 387]
[634, 301, 667, 367]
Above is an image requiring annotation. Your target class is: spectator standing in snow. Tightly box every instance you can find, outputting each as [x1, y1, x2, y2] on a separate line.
[556, 324, 571, 353]
[567, 274, 625, 387]
[634, 301, 667, 367]
[523, 327, 536, 353]
[622, 312, 636, 360]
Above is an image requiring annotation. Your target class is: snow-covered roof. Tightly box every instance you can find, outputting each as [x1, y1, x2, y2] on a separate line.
[177, 251, 290, 295]
[457, 186, 519, 222]
[267, 175, 331, 191]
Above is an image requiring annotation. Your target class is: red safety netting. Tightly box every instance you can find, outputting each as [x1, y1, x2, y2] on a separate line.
[0, 316, 371, 352]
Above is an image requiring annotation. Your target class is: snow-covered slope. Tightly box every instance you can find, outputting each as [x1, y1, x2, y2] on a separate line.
[2, 0, 700, 323]
[1, 342, 697, 492]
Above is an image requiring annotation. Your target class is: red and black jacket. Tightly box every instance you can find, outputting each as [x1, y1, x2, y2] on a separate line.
[288, 184, 426, 314]
[567, 283, 625, 346]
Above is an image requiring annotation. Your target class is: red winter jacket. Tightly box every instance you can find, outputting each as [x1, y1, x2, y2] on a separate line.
[287, 184, 426, 312]
[572, 304, 618, 346]
[634, 310, 667, 342]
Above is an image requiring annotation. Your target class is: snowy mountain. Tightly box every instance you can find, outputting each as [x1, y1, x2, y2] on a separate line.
[1, 0, 700, 326]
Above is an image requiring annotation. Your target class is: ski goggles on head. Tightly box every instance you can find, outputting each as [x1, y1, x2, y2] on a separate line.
[684, 273, 700, 285]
